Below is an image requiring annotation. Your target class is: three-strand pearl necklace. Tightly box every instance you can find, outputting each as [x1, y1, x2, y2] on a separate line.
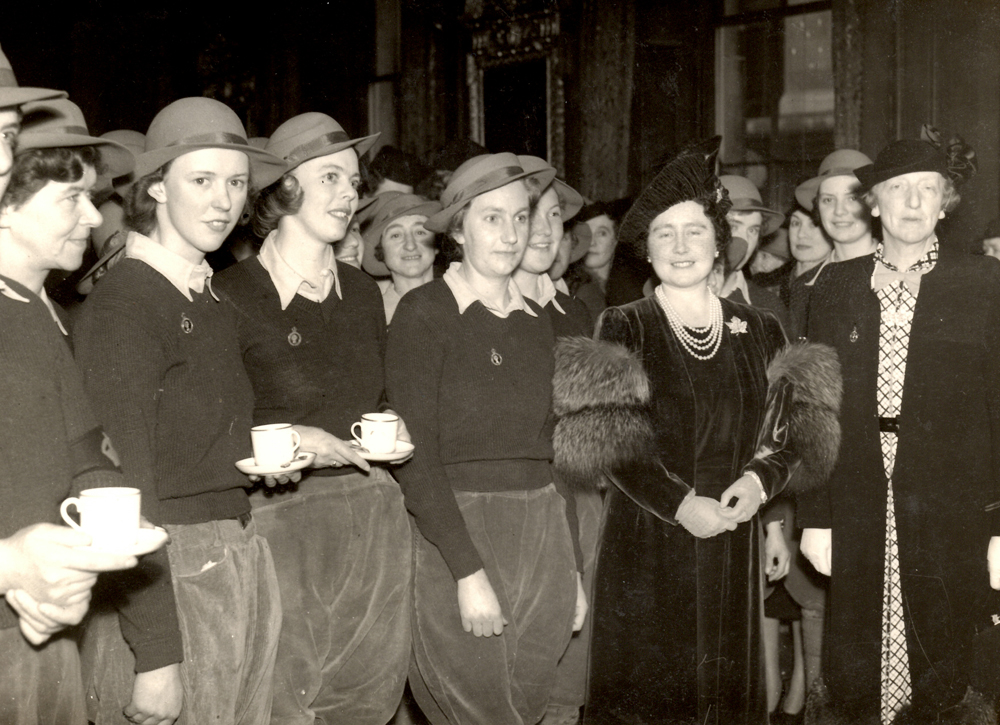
[655, 284, 724, 360]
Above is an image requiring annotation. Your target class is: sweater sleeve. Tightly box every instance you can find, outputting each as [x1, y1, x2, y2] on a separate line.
[385, 296, 484, 581]
[73, 299, 184, 673]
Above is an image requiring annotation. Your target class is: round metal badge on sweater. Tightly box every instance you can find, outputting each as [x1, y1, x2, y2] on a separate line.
[181, 313, 193, 334]
[288, 327, 302, 347]
[490, 348, 502, 366]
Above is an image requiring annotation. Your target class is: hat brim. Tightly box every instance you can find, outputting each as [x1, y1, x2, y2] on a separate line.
[568, 222, 591, 264]
[0, 87, 66, 109]
[362, 201, 442, 277]
[285, 132, 382, 173]
[854, 158, 950, 193]
[18, 134, 135, 179]
[729, 202, 785, 237]
[424, 166, 558, 234]
[135, 143, 287, 188]
[554, 179, 583, 221]
[794, 170, 862, 211]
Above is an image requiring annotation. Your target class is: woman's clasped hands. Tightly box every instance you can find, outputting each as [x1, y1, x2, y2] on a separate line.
[675, 474, 763, 539]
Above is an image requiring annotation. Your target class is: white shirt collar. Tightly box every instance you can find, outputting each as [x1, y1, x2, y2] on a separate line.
[258, 231, 342, 311]
[125, 232, 218, 302]
[554, 277, 570, 295]
[516, 273, 565, 315]
[442, 262, 537, 318]
[0, 278, 68, 335]
[38, 288, 68, 336]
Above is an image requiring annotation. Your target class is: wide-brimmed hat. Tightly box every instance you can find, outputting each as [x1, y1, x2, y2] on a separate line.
[794, 149, 873, 210]
[618, 137, 728, 255]
[516, 155, 584, 221]
[855, 139, 950, 192]
[0, 45, 65, 109]
[135, 97, 285, 187]
[100, 129, 145, 194]
[266, 113, 380, 178]
[719, 175, 784, 237]
[17, 99, 134, 179]
[424, 152, 556, 233]
[568, 221, 591, 264]
[361, 192, 442, 276]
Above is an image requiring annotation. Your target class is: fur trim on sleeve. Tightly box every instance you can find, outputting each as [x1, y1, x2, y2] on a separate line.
[552, 337, 655, 490]
[768, 342, 842, 491]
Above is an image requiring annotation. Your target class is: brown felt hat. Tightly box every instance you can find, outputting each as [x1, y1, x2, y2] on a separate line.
[618, 137, 728, 256]
[135, 97, 286, 187]
[266, 113, 380, 175]
[516, 155, 584, 221]
[424, 152, 556, 233]
[568, 222, 591, 264]
[100, 130, 146, 194]
[794, 149, 873, 210]
[0, 45, 65, 109]
[18, 99, 135, 179]
[719, 175, 784, 237]
[361, 192, 442, 277]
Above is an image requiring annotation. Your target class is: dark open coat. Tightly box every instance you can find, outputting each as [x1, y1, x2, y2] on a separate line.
[577, 296, 792, 725]
[799, 250, 1000, 716]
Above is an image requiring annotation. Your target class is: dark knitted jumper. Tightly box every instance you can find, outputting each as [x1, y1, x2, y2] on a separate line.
[386, 279, 580, 580]
[73, 258, 256, 671]
[0, 276, 121, 631]
[214, 256, 387, 459]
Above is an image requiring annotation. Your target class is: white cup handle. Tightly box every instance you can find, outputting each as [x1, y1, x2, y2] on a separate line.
[351, 422, 364, 447]
[291, 430, 301, 457]
[59, 498, 85, 532]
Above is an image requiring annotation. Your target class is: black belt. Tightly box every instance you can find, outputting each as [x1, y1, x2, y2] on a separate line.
[879, 416, 899, 434]
[232, 511, 252, 529]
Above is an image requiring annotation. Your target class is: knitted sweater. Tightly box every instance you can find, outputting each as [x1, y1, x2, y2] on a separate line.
[386, 279, 577, 580]
[550, 290, 593, 339]
[73, 258, 255, 671]
[215, 256, 387, 473]
[0, 276, 122, 631]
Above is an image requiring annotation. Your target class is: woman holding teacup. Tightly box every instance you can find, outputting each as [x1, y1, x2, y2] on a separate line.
[73, 97, 286, 725]
[385, 152, 587, 725]
[215, 112, 413, 725]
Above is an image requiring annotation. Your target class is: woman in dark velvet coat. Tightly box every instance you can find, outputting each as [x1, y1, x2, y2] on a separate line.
[553, 139, 841, 725]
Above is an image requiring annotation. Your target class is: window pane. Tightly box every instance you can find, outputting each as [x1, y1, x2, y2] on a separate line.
[715, 9, 834, 209]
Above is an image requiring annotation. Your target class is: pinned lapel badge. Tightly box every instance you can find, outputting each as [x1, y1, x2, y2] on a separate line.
[490, 348, 503, 366]
[181, 313, 194, 334]
[850, 325, 858, 343]
[288, 327, 302, 347]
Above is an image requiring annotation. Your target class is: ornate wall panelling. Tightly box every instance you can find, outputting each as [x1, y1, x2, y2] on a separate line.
[462, 0, 566, 175]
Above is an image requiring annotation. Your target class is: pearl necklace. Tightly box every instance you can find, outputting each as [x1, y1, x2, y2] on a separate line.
[655, 285, 724, 360]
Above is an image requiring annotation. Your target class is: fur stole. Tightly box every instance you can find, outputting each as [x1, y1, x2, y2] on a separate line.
[552, 336, 654, 490]
[551, 336, 843, 494]
[767, 341, 842, 492]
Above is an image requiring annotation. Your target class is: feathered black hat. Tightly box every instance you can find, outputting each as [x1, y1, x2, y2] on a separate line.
[617, 136, 729, 257]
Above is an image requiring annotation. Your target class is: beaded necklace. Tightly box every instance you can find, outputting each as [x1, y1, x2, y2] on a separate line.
[654, 284, 724, 360]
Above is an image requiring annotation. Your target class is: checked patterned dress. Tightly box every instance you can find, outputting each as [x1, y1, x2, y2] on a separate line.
[871, 238, 938, 724]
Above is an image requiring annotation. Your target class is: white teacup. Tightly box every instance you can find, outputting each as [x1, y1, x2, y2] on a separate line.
[351, 413, 399, 454]
[251, 424, 302, 468]
[60, 487, 141, 550]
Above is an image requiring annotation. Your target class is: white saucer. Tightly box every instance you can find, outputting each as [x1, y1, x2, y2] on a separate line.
[79, 527, 169, 557]
[235, 451, 317, 476]
[349, 440, 415, 462]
